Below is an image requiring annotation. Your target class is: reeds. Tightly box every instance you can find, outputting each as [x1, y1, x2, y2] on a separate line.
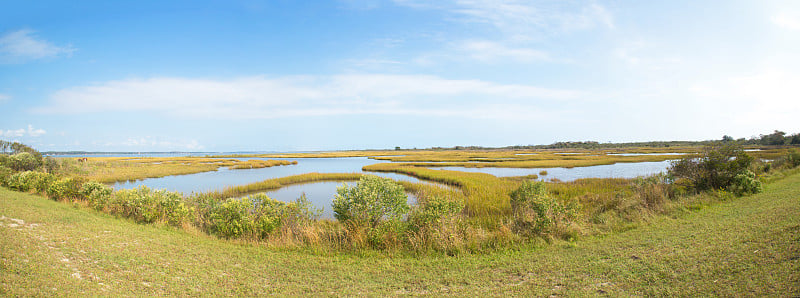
[60, 157, 296, 183]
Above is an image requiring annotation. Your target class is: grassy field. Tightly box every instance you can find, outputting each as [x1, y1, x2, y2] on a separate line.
[1, 171, 797, 295]
[214, 146, 791, 168]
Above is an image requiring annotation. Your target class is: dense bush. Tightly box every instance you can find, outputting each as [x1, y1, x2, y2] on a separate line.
[46, 177, 85, 200]
[406, 196, 465, 250]
[669, 143, 755, 193]
[107, 186, 190, 226]
[6, 152, 43, 172]
[509, 181, 578, 237]
[728, 170, 763, 196]
[0, 166, 12, 185]
[4, 171, 54, 192]
[82, 181, 114, 210]
[206, 193, 320, 239]
[332, 176, 409, 227]
[408, 196, 463, 229]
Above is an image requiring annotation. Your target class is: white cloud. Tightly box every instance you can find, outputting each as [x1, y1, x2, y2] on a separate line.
[119, 137, 204, 150]
[35, 75, 583, 119]
[458, 40, 551, 62]
[0, 94, 10, 102]
[772, 13, 800, 31]
[0, 29, 76, 63]
[614, 40, 683, 70]
[397, 0, 614, 40]
[0, 125, 46, 138]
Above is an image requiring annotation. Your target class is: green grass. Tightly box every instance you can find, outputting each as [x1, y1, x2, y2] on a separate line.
[2, 171, 797, 295]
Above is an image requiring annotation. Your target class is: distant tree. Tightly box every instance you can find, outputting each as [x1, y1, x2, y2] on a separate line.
[722, 135, 734, 142]
[394, 146, 401, 150]
[759, 130, 786, 145]
[789, 133, 800, 145]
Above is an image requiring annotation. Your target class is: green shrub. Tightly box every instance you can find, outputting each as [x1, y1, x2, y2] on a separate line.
[786, 149, 800, 168]
[0, 166, 12, 185]
[0, 155, 9, 169]
[8, 152, 42, 171]
[206, 193, 309, 239]
[332, 175, 409, 228]
[729, 170, 763, 196]
[669, 143, 753, 192]
[29, 172, 56, 194]
[108, 187, 190, 226]
[406, 195, 465, 250]
[82, 181, 114, 210]
[509, 181, 578, 237]
[47, 177, 84, 200]
[4, 172, 27, 191]
[408, 196, 463, 229]
[5, 171, 54, 193]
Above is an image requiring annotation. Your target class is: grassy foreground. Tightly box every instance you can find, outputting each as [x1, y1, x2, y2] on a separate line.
[2, 173, 798, 295]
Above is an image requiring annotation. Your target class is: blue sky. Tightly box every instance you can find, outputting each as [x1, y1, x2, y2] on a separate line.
[1, 0, 798, 151]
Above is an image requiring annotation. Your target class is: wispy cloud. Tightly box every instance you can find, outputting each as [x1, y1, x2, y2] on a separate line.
[459, 40, 551, 62]
[0, 94, 10, 103]
[0, 125, 46, 138]
[396, 0, 614, 40]
[388, 1, 612, 66]
[118, 136, 204, 151]
[34, 75, 583, 119]
[0, 29, 76, 63]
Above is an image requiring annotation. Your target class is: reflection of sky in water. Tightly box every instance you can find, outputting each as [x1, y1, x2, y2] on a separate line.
[110, 157, 428, 194]
[432, 160, 675, 181]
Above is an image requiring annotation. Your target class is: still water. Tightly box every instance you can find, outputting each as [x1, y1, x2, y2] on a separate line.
[432, 160, 674, 181]
[111, 157, 427, 194]
[107, 156, 676, 217]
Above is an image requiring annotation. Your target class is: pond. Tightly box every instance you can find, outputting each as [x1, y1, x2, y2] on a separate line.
[110, 157, 431, 194]
[430, 160, 675, 181]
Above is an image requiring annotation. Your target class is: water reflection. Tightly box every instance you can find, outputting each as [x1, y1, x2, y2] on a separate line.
[431, 160, 675, 181]
[111, 157, 427, 194]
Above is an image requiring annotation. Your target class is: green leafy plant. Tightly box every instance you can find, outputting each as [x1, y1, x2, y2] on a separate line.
[332, 175, 409, 228]
[669, 143, 754, 192]
[509, 181, 578, 237]
[47, 177, 85, 200]
[108, 187, 190, 226]
[729, 170, 763, 196]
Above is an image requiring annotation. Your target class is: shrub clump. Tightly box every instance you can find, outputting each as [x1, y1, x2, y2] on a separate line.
[729, 170, 762, 196]
[668, 143, 760, 195]
[106, 186, 191, 226]
[205, 193, 320, 239]
[332, 176, 409, 227]
[5, 152, 43, 172]
[46, 177, 85, 200]
[509, 181, 579, 238]
[332, 176, 410, 248]
[5, 171, 55, 193]
[82, 181, 114, 210]
[407, 195, 465, 250]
